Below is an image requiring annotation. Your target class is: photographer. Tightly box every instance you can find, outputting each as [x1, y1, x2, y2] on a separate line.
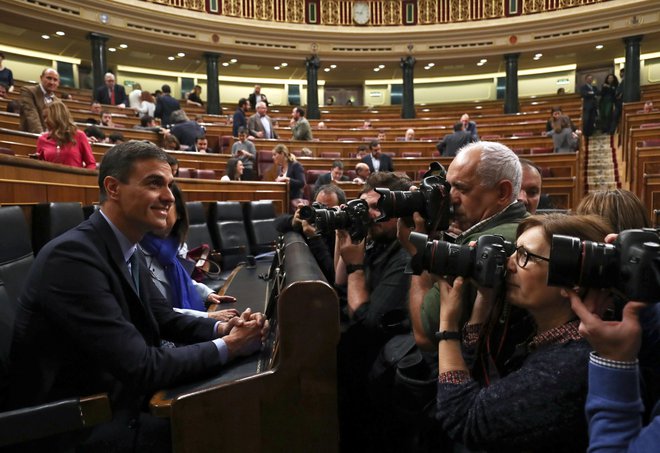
[435, 214, 611, 452]
[335, 171, 413, 451]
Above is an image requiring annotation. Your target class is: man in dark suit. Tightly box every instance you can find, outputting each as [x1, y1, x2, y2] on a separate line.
[437, 122, 475, 157]
[232, 97, 250, 137]
[19, 67, 59, 133]
[154, 84, 181, 127]
[248, 84, 268, 111]
[3, 141, 266, 450]
[314, 160, 350, 191]
[580, 74, 599, 138]
[460, 113, 479, 141]
[361, 140, 394, 173]
[94, 72, 128, 107]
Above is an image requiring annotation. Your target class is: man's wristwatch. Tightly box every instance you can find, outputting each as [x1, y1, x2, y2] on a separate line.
[435, 330, 461, 342]
[346, 263, 365, 274]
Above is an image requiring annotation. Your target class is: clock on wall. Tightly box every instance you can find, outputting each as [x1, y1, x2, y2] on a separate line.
[353, 1, 370, 25]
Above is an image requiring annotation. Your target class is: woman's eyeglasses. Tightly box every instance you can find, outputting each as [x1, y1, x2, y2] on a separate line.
[515, 246, 550, 268]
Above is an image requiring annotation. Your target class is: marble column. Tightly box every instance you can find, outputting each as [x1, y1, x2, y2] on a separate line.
[88, 33, 109, 91]
[204, 52, 221, 115]
[623, 35, 643, 103]
[306, 55, 320, 120]
[400, 55, 416, 119]
[504, 53, 520, 114]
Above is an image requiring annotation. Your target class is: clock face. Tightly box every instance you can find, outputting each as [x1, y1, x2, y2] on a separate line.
[353, 2, 370, 25]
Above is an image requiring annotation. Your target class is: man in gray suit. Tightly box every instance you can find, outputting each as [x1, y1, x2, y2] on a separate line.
[19, 68, 59, 133]
[248, 101, 279, 139]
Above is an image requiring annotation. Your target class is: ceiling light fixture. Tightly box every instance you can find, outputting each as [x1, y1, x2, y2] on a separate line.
[324, 68, 330, 72]
[595, 44, 604, 50]
[330, 64, 337, 69]
[230, 58, 238, 63]
[222, 62, 229, 66]
[119, 44, 128, 49]
[378, 64, 385, 69]
[108, 47, 117, 52]
[281, 62, 288, 67]
[428, 63, 435, 67]
[168, 56, 175, 60]
[55, 31, 65, 36]
[177, 52, 185, 57]
[274, 66, 281, 70]
[373, 68, 380, 72]
[41, 34, 50, 39]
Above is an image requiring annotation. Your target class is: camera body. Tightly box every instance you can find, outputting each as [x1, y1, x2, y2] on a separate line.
[548, 228, 660, 302]
[408, 232, 514, 287]
[299, 198, 371, 243]
[374, 163, 452, 232]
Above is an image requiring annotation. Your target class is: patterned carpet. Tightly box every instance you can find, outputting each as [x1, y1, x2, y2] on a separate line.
[584, 133, 620, 192]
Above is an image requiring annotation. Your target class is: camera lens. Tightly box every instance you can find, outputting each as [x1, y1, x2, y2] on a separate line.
[579, 241, 618, 288]
[376, 188, 425, 220]
[548, 235, 583, 287]
[299, 205, 314, 222]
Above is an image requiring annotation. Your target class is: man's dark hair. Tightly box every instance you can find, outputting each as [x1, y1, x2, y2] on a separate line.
[99, 140, 169, 203]
[170, 183, 189, 245]
[453, 122, 463, 132]
[363, 171, 412, 194]
[196, 134, 207, 141]
[519, 157, 542, 175]
[238, 98, 248, 108]
[237, 126, 248, 135]
[108, 132, 125, 144]
[6, 100, 21, 114]
[140, 115, 154, 127]
[295, 107, 305, 117]
[369, 140, 380, 150]
[331, 160, 344, 170]
[84, 125, 105, 141]
[161, 84, 171, 93]
[314, 184, 347, 206]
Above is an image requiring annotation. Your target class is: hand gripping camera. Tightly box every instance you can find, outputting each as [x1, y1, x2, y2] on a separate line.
[299, 198, 371, 243]
[547, 228, 660, 302]
[408, 232, 514, 288]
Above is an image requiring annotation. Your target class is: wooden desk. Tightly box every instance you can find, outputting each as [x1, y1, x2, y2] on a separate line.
[150, 232, 340, 453]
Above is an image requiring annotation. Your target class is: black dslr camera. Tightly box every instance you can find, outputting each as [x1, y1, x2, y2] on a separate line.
[547, 228, 660, 303]
[374, 162, 452, 233]
[408, 232, 514, 287]
[299, 198, 371, 243]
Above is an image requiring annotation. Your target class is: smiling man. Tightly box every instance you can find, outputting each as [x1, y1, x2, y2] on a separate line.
[3, 141, 266, 451]
[19, 67, 59, 133]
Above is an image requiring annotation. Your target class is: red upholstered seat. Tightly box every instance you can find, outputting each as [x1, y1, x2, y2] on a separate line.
[176, 167, 194, 178]
[530, 147, 553, 155]
[306, 169, 327, 185]
[194, 169, 216, 179]
[319, 151, 341, 158]
[401, 151, 422, 157]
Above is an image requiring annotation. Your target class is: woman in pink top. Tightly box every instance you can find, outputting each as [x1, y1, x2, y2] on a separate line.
[37, 101, 97, 169]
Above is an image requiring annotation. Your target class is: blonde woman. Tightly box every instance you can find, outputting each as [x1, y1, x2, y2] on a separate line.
[37, 101, 96, 169]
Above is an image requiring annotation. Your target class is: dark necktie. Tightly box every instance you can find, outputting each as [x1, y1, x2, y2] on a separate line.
[128, 252, 140, 293]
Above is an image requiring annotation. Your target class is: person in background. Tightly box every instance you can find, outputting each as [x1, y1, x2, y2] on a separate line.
[353, 162, 371, 184]
[0, 52, 14, 92]
[162, 134, 180, 151]
[167, 154, 179, 177]
[247, 101, 278, 139]
[317, 121, 327, 129]
[95, 72, 127, 108]
[547, 115, 579, 153]
[290, 106, 313, 141]
[193, 135, 209, 153]
[314, 160, 349, 190]
[220, 158, 244, 182]
[361, 140, 394, 173]
[272, 144, 305, 200]
[20, 67, 59, 133]
[154, 84, 181, 127]
[642, 100, 655, 114]
[101, 111, 117, 129]
[248, 84, 268, 110]
[460, 113, 479, 141]
[518, 158, 543, 214]
[37, 101, 96, 169]
[0, 83, 8, 99]
[6, 99, 21, 114]
[187, 85, 204, 107]
[140, 183, 238, 319]
[545, 106, 578, 134]
[128, 83, 142, 111]
[437, 122, 474, 157]
[169, 109, 205, 151]
[580, 74, 599, 138]
[404, 128, 415, 141]
[138, 91, 156, 118]
[576, 188, 650, 232]
[361, 120, 372, 129]
[231, 126, 257, 180]
[84, 125, 106, 144]
[599, 73, 618, 134]
[108, 132, 125, 145]
[232, 98, 250, 137]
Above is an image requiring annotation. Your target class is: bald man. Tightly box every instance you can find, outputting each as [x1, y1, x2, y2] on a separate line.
[19, 68, 59, 133]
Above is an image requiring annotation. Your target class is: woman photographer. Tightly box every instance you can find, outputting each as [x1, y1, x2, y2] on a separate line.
[435, 213, 611, 452]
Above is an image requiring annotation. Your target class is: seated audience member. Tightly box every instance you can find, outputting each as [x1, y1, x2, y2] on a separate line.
[557, 87, 566, 95]
[128, 83, 142, 110]
[231, 126, 257, 180]
[300, 147, 313, 157]
[377, 131, 387, 142]
[2, 141, 267, 451]
[437, 122, 474, 157]
[100, 110, 117, 128]
[642, 100, 655, 114]
[315, 160, 349, 190]
[317, 121, 327, 129]
[273, 144, 305, 200]
[167, 154, 179, 177]
[95, 72, 127, 107]
[84, 101, 103, 124]
[290, 106, 314, 141]
[545, 106, 578, 133]
[518, 158, 542, 214]
[170, 109, 205, 150]
[154, 84, 181, 127]
[547, 114, 579, 153]
[140, 183, 237, 319]
[361, 120, 372, 129]
[355, 144, 369, 159]
[6, 99, 21, 114]
[134, 115, 162, 132]
[361, 140, 394, 172]
[108, 132, 125, 145]
[276, 184, 346, 283]
[20, 67, 59, 133]
[0, 82, 8, 99]
[435, 214, 611, 452]
[84, 125, 106, 143]
[460, 113, 479, 141]
[138, 90, 156, 118]
[162, 134, 181, 150]
[404, 128, 415, 141]
[187, 85, 204, 107]
[37, 101, 96, 169]
[353, 162, 371, 184]
[326, 97, 335, 106]
[193, 135, 209, 153]
[221, 158, 244, 181]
